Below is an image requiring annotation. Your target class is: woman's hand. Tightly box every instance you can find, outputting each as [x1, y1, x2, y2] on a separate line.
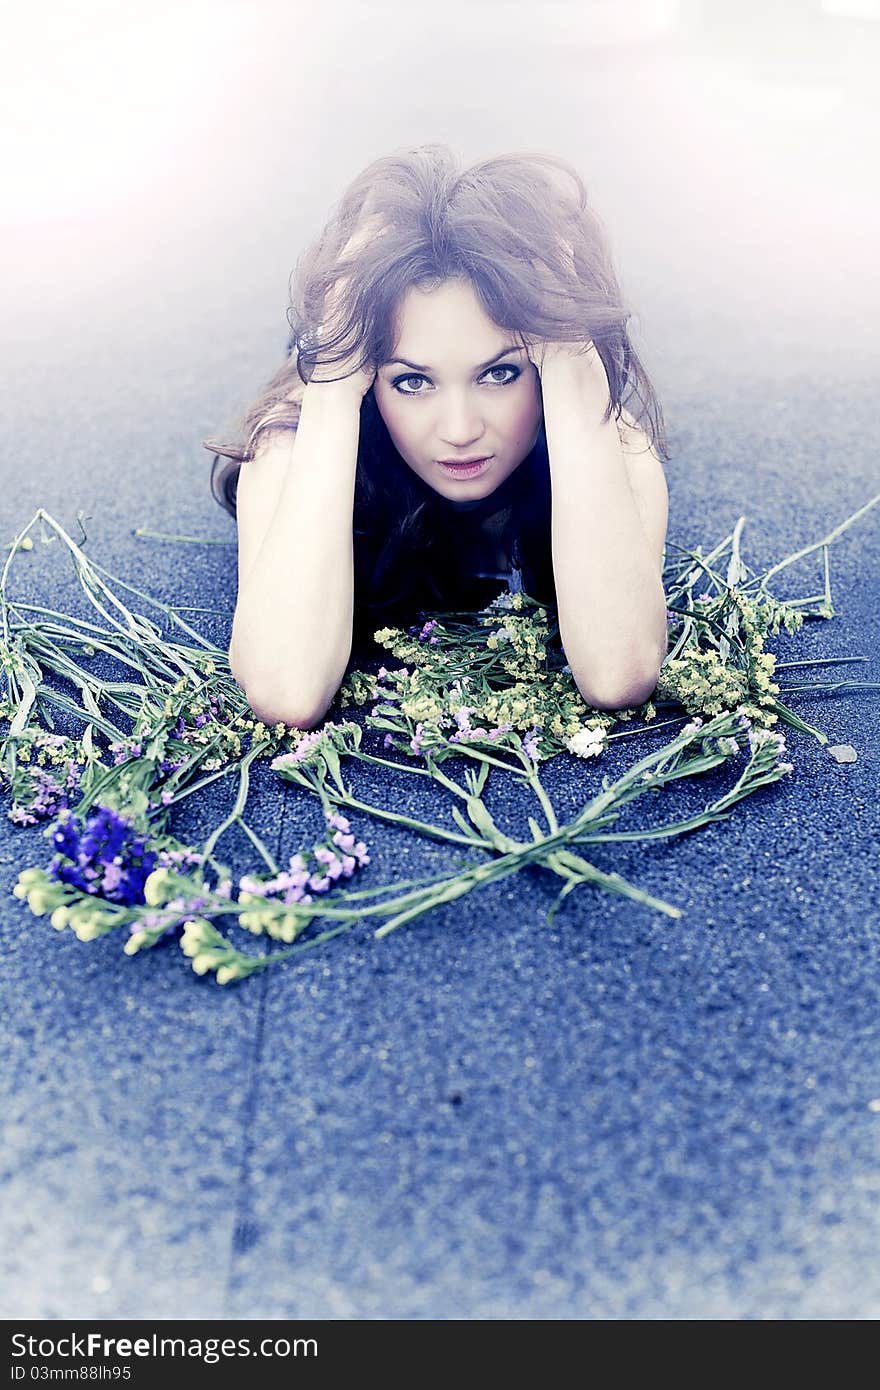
[523, 335, 612, 418]
[519, 234, 612, 413]
[304, 215, 387, 399]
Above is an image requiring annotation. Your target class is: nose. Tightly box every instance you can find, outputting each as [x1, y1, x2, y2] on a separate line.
[436, 389, 486, 450]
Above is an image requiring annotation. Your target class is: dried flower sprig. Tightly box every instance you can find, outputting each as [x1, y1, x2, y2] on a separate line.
[3, 497, 878, 982]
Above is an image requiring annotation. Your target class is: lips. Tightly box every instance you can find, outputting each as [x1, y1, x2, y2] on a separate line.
[437, 455, 493, 479]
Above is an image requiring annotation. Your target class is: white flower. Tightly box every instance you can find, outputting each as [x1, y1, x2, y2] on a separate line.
[681, 717, 704, 737]
[566, 725, 606, 759]
[483, 590, 515, 613]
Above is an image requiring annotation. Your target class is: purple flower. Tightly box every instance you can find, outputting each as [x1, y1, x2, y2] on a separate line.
[239, 873, 270, 897]
[48, 805, 158, 907]
[410, 723, 425, 755]
[289, 730, 324, 762]
[157, 846, 204, 869]
[50, 810, 82, 857]
[418, 620, 438, 642]
[238, 819, 370, 907]
[100, 862, 124, 893]
[26, 768, 68, 819]
[523, 729, 542, 762]
[109, 740, 142, 767]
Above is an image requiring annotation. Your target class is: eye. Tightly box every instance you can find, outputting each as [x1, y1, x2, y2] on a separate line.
[483, 364, 520, 385]
[390, 363, 521, 395]
[392, 373, 428, 395]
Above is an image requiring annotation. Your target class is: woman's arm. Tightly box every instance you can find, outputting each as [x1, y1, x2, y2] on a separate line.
[536, 343, 669, 711]
[229, 216, 384, 728]
[229, 378, 366, 729]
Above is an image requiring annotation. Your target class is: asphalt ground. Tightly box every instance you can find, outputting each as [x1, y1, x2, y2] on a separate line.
[1, 5, 878, 1319]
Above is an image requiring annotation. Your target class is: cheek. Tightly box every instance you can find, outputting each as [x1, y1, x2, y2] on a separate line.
[375, 390, 418, 448]
[501, 383, 543, 442]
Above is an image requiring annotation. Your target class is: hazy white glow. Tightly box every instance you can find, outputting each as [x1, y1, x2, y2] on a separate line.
[0, 2, 251, 227]
[821, 1, 880, 17]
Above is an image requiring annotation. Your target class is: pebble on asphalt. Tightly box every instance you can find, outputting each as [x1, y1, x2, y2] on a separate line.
[827, 744, 858, 763]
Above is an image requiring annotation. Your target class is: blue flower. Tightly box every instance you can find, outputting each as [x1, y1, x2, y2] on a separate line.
[50, 810, 80, 859]
[48, 805, 158, 907]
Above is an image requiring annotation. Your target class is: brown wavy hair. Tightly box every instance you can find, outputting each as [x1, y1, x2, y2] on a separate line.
[203, 144, 669, 631]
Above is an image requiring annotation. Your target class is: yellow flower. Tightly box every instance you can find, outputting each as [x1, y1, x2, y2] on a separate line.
[144, 867, 176, 906]
[73, 917, 104, 942]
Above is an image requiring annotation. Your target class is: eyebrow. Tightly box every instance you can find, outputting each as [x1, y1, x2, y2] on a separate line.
[381, 344, 525, 373]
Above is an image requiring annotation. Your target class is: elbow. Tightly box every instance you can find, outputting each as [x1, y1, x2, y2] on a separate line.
[573, 658, 661, 713]
[240, 674, 337, 732]
[229, 637, 345, 731]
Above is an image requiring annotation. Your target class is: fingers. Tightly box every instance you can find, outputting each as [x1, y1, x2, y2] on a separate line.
[339, 212, 388, 265]
[323, 213, 388, 322]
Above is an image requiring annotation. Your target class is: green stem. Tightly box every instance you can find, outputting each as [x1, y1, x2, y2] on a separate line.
[237, 818, 280, 874]
[755, 493, 880, 590]
[134, 528, 236, 546]
[525, 769, 559, 835]
[774, 656, 867, 669]
[200, 740, 272, 862]
[322, 789, 492, 850]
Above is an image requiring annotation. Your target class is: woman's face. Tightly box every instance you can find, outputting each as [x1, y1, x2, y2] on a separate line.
[372, 277, 544, 502]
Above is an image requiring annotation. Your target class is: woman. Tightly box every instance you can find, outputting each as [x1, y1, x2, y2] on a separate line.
[204, 145, 671, 729]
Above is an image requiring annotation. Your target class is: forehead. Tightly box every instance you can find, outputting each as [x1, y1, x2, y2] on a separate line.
[391, 278, 507, 355]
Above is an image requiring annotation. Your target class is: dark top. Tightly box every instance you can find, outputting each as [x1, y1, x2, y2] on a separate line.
[259, 333, 556, 650]
[349, 444, 556, 650]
